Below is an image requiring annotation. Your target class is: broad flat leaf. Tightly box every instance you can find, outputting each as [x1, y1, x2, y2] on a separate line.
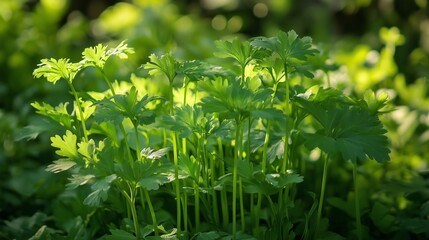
[251, 108, 286, 121]
[144, 53, 177, 82]
[33, 58, 81, 84]
[200, 78, 272, 120]
[251, 30, 318, 63]
[83, 174, 117, 207]
[89, 122, 119, 145]
[370, 202, 395, 232]
[15, 116, 66, 141]
[293, 88, 390, 163]
[81, 41, 134, 69]
[77, 138, 105, 165]
[140, 147, 170, 160]
[399, 218, 429, 235]
[178, 153, 198, 180]
[66, 174, 95, 190]
[105, 229, 136, 240]
[46, 159, 76, 173]
[265, 173, 304, 189]
[161, 105, 218, 138]
[196, 231, 229, 240]
[215, 38, 256, 68]
[137, 174, 171, 191]
[177, 60, 232, 82]
[81, 44, 108, 68]
[50, 130, 78, 158]
[31, 102, 74, 129]
[94, 87, 159, 126]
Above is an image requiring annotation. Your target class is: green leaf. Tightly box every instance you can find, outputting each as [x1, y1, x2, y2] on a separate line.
[399, 218, 429, 235]
[265, 173, 304, 189]
[161, 105, 212, 138]
[144, 53, 177, 83]
[105, 229, 136, 240]
[178, 153, 199, 180]
[215, 38, 257, 68]
[177, 60, 232, 82]
[66, 174, 95, 190]
[137, 174, 171, 191]
[94, 87, 159, 126]
[46, 159, 76, 173]
[31, 102, 74, 129]
[251, 30, 318, 64]
[50, 130, 78, 158]
[293, 88, 390, 163]
[200, 78, 272, 120]
[81, 44, 108, 68]
[81, 41, 134, 69]
[83, 174, 117, 207]
[33, 58, 81, 84]
[140, 147, 170, 160]
[370, 202, 395, 232]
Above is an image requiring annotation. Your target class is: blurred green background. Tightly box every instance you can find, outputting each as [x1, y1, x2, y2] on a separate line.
[0, 0, 428, 239]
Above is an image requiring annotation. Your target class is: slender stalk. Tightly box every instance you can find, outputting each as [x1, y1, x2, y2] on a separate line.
[278, 64, 290, 221]
[139, 189, 146, 212]
[97, 67, 116, 95]
[239, 177, 245, 232]
[325, 71, 331, 88]
[195, 137, 201, 232]
[232, 119, 243, 240]
[134, 125, 141, 161]
[171, 132, 181, 237]
[255, 80, 279, 234]
[121, 187, 140, 239]
[210, 153, 220, 226]
[218, 137, 229, 229]
[67, 81, 88, 140]
[194, 181, 200, 232]
[316, 153, 329, 237]
[353, 162, 363, 240]
[282, 63, 290, 173]
[183, 186, 188, 233]
[144, 189, 159, 236]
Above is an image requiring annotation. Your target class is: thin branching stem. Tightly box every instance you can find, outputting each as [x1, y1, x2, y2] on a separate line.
[316, 153, 329, 237]
[67, 81, 88, 140]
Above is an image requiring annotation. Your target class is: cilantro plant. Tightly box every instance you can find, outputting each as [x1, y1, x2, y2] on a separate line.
[28, 30, 390, 239]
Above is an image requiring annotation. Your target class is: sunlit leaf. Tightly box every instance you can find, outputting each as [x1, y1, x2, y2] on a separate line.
[46, 159, 76, 173]
[50, 130, 78, 158]
[144, 53, 178, 83]
[33, 58, 81, 84]
[293, 88, 390, 163]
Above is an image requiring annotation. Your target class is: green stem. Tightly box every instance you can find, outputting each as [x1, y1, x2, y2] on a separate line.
[144, 189, 159, 236]
[353, 162, 363, 240]
[67, 81, 88, 140]
[210, 153, 220, 226]
[282, 63, 290, 173]
[121, 188, 140, 239]
[255, 80, 279, 234]
[194, 181, 200, 232]
[183, 186, 188, 233]
[239, 177, 245, 232]
[171, 132, 182, 237]
[325, 71, 331, 88]
[218, 137, 229, 230]
[316, 154, 329, 237]
[97, 67, 116, 95]
[134, 125, 141, 161]
[232, 119, 243, 240]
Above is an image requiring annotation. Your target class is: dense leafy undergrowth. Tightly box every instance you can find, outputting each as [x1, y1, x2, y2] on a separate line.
[7, 30, 428, 240]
